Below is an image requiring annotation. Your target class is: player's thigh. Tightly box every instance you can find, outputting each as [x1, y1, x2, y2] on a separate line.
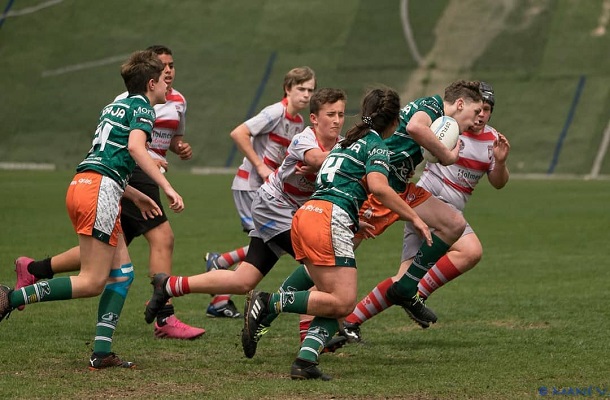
[142, 221, 174, 249]
[307, 264, 358, 308]
[412, 195, 464, 231]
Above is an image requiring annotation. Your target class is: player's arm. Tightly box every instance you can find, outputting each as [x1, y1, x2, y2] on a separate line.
[488, 132, 510, 189]
[230, 123, 273, 180]
[170, 135, 192, 160]
[302, 149, 329, 171]
[407, 111, 459, 166]
[367, 171, 432, 246]
[128, 129, 184, 212]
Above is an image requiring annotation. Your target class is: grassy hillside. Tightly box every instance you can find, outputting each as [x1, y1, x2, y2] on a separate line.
[1, 0, 609, 175]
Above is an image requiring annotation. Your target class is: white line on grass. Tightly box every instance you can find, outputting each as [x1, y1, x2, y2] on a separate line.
[0, 162, 55, 170]
[42, 54, 130, 77]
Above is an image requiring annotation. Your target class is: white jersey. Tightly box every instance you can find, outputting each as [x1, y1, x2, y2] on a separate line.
[231, 98, 305, 192]
[115, 88, 186, 161]
[262, 127, 334, 207]
[417, 125, 498, 211]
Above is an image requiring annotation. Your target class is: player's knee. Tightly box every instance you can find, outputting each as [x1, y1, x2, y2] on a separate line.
[233, 277, 259, 294]
[84, 280, 107, 297]
[149, 229, 174, 252]
[471, 246, 483, 265]
[333, 297, 357, 318]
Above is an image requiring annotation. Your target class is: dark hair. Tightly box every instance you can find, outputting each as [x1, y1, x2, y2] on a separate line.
[444, 80, 483, 104]
[309, 88, 347, 115]
[479, 81, 495, 112]
[341, 87, 400, 148]
[283, 66, 316, 97]
[121, 50, 164, 95]
[146, 45, 173, 56]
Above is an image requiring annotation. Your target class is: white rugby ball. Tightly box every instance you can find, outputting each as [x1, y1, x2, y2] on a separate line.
[423, 116, 460, 163]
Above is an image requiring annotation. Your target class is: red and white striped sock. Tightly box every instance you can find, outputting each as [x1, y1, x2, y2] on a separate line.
[210, 294, 231, 308]
[217, 246, 249, 269]
[299, 317, 313, 342]
[418, 255, 462, 299]
[165, 276, 190, 297]
[344, 277, 394, 325]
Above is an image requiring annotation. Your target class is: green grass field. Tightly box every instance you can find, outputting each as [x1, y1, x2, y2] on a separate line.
[0, 171, 608, 399]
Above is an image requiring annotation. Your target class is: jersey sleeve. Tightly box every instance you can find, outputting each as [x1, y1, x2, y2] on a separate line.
[290, 129, 318, 161]
[130, 104, 156, 139]
[366, 141, 391, 177]
[244, 102, 283, 137]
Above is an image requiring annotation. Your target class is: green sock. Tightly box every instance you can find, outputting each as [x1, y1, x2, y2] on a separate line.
[9, 276, 72, 307]
[395, 233, 450, 297]
[269, 290, 310, 315]
[262, 265, 313, 326]
[297, 317, 339, 363]
[93, 289, 126, 354]
[93, 264, 133, 354]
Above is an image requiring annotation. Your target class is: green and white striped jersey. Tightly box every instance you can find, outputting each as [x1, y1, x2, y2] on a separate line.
[77, 94, 155, 188]
[385, 94, 444, 192]
[311, 130, 390, 224]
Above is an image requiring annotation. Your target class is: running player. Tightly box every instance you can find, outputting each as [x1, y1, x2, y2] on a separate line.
[203, 66, 316, 318]
[243, 87, 432, 380]
[343, 81, 510, 341]
[0, 50, 184, 369]
[12, 45, 205, 340]
[142, 88, 346, 335]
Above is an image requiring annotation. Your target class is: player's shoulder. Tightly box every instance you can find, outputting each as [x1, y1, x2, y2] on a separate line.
[294, 126, 316, 141]
[481, 124, 499, 140]
[260, 100, 286, 117]
[166, 88, 186, 104]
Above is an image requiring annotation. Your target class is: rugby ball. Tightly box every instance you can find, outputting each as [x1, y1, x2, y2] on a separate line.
[423, 116, 460, 163]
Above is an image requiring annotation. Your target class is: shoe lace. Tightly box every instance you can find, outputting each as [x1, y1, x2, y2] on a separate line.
[166, 318, 194, 330]
[253, 325, 270, 342]
[411, 293, 427, 307]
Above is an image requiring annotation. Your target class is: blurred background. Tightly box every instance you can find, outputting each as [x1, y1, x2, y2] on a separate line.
[1, 0, 609, 176]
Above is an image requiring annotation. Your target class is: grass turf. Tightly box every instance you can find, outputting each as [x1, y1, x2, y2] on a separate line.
[0, 171, 607, 399]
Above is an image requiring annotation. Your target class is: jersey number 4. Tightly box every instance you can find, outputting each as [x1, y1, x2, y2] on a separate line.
[317, 156, 344, 184]
[91, 122, 113, 151]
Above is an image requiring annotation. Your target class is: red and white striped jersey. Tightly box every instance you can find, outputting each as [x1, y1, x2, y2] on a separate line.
[262, 127, 335, 207]
[418, 125, 498, 211]
[231, 98, 305, 191]
[114, 88, 187, 161]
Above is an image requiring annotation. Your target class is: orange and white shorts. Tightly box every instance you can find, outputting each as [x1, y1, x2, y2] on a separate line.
[356, 182, 432, 239]
[291, 199, 357, 268]
[65, 171, 123, 246]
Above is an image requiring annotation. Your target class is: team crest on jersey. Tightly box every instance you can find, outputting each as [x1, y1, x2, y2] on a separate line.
[488, 145, 494, 160]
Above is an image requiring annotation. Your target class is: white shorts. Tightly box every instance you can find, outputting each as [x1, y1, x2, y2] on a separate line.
[401, 208, 474, 262]
[251, 189, 295, 243]
[232, 189, 257, 232]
